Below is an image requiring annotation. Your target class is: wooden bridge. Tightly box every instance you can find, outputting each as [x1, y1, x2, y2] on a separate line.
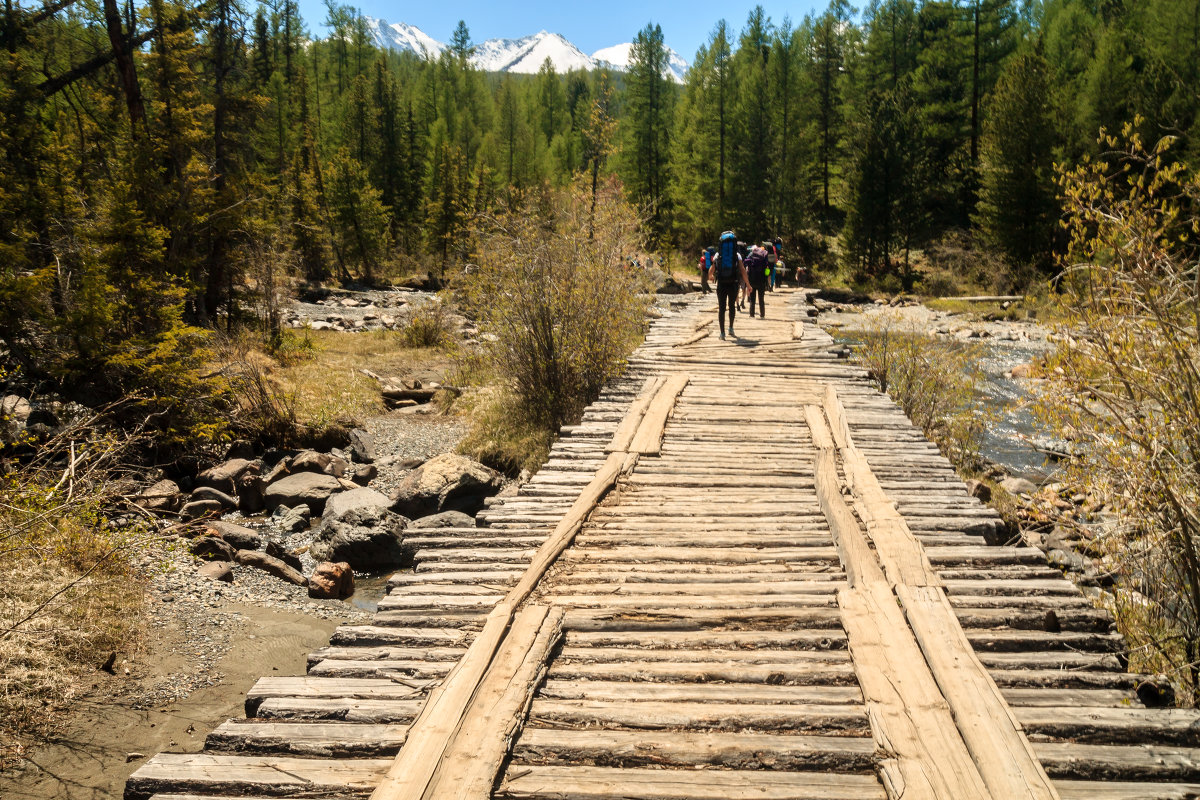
[128, 290, 1200, 800]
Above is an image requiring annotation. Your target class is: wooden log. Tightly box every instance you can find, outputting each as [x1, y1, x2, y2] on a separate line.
[497, 765, 886, 800]
[205, 719, 409, 756]
[629, 374, 690, 455]
[511, 728, 878, 772]
[244, 677, 430, 717]
[606, 376, 665, 453]
[527, 699, 869, 734]
[125, 754, 391, 800]
[536, 679, 862, 706]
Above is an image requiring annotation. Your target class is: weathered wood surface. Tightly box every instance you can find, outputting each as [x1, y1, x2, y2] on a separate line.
[128, 290, 1194, 800]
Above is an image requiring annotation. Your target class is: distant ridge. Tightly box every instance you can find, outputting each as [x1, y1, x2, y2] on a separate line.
[363, 17, 688, 83]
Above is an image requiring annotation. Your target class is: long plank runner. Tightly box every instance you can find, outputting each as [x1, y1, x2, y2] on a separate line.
[815, 394, 1059, 800]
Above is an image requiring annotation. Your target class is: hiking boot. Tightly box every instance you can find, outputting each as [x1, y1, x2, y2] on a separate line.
[719, 331, 725, 340]
[729, 324, 735, 338]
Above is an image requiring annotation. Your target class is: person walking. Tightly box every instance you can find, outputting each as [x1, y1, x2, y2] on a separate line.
[743, 244, 770, 319]
[698, 247, 713, 294]
[709, 231, 750, 340]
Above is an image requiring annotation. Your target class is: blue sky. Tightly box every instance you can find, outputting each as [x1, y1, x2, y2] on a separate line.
[298, 0, 834, 60]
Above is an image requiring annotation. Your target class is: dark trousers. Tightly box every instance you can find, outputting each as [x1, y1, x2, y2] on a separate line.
[716, 281, 738, 335]
[748, 285, 766, 317]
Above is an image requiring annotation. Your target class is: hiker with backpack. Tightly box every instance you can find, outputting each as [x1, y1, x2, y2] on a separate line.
[698, 247, 713, 294]
[743, 244, 771, 318]
[708, 231, 750, 340]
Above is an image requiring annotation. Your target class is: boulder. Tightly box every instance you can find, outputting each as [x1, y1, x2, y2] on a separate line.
[236, 472, 266, 514]
[964, 479, 991, 503]
[181, 499, 224, 520]
[350, 463, 377, 486]
[196, 458, 257, 495]
[308, 561, 355, 599]
[262, 456, 292, 486]
[138, 479, 182, 513]
[263, 472, 342, 514]
[197, 561, 234, 582]
[290, 450, 331, 474]
[275, 503, 311, 533]
[311, 488, 411, 569]
[1000, 476, 1038, 496]
[1, 395, 31, 423]
[204, 520, 261, 551]
[348, 429, 376, 463]
[190, 486, 238, 509]
[190, 535, 236, 562]
[389, 454, 503, 519]
[235, 550, 307, 586]
[265, 540, 304, 573]
[408, 510, 476, 529]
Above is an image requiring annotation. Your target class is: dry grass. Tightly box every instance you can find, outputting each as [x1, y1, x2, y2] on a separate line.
[0, 431, 148, 769]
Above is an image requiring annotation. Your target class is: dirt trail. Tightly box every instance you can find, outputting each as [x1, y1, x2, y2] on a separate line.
[0, 604, 344, 800]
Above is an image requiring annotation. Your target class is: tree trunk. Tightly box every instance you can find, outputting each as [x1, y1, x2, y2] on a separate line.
[101, 0, 144, 134]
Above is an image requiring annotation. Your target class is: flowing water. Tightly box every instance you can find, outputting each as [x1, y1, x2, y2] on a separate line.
[833, 329, 1055, 482]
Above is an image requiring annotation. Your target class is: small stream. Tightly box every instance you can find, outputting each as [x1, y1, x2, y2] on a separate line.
[833, 330, 1055, 482]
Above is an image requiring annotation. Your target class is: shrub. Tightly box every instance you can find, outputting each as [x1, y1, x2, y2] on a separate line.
[853, 314, 992, 470]
[457, 176, 652, 430]
[1037, 127, 1200, 702]
[0, 418, 148, 767]
[400, 295, 454, 348]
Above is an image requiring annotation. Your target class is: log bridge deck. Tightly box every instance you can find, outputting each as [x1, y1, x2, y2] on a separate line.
[129, 290, 1200, 800]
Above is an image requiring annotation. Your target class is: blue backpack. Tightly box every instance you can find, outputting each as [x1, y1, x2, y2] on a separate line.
[717, 231, 738, 281]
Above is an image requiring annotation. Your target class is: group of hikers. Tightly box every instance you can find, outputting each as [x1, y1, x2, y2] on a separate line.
[698, 232, 786, 341]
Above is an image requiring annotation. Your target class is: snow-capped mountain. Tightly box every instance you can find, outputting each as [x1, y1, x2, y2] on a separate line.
[363, 18, 445, 58]
[592, 43, 689, 84]
[360, 17, 688, 82]
[473, 31, 595, 74]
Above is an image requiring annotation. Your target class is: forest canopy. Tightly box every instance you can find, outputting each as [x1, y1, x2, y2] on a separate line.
[2, 0, 1199, 422]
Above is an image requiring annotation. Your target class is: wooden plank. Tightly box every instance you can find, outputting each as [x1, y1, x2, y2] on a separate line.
[527, 699, 869, 734]
[899, 584, 1059, 799]
[498, 766, 885, 800]
[432, 606, 564, 798]
[206, 719, 408, 756]
[512, 727, 877, 771]
[606, 376, 664, 453]
[536, 679, 862, 705]
[1054, 781, 1200, 799]
[629, 374, 690, 455]
[125, 754, 390, 800]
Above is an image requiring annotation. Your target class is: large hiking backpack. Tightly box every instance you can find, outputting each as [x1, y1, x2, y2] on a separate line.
[717, 232, 738, 281]
[744, 248, 768, 286]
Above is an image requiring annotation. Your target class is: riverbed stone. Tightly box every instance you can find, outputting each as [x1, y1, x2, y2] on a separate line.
[139, 479, 182, 513]
[408, 510, 476, 529]
[197, 561, 233, 582]
[204, 520, 261, 551]
[181, 499, 224, 520]
[265, 540, 304, 573]
[389, 453, 503, 518]
[235, 549, 307, 586]
[263, 472, 342, 514]
[308, 562, 355, 599]
[348, 428, 376, 463]
[190, 486, 238, 509]
[1000, 476, 1038, 496]
[311, 488, 410, 569]
[190, 535, 236, 562]
[196, 458, 257, 495]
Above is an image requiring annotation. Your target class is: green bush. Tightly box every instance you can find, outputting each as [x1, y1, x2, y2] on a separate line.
[400, 295, 454, 348]
[853, 314, 992, 470]
[457, 176, 652, 430]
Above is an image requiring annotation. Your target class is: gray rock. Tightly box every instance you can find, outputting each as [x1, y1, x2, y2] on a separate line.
[1000, 476, 1038, 496]
[389, 453, 503, 519]
[265, 540, 304, 573]
[204, 520, 261, 551]
[312, 487, 411, 569]
[278, 504, 311, 533]
[138, 479, 182, 513]
[348, 428, 376, 463]
[190, 536, 236, 562]
[196, 458, 258, 495]
[350, 463, 378, 486]
[262, 457, 291, 486]
[964, 479, 991, 503]
[190, 486, 238, 509]
[197, 561, 233, 582]
[234, 550, 307, 586]
[181, 499, 224, 519]
[237, 472, 266, 514]
[408, 510, 476, 529]
[263, 472, 342, 514]
[1, 395, 31, 423]
[290, 450, 331, 474]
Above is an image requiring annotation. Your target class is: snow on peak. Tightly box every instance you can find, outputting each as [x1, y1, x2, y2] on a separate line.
[364, 17, 445, 58]
[360, 17, 689, 80]
[472, 31, 594, 74]
[592, 42, 688, 83]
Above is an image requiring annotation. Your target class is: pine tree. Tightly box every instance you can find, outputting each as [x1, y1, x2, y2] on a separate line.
[729, 6, 774, 238]
[976, 47, 1057, 271]
[327, 149, 390, 283]
[624, 23, 674, 237]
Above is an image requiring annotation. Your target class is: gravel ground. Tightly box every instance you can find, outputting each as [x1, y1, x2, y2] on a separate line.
[366, 415, 471, 496]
